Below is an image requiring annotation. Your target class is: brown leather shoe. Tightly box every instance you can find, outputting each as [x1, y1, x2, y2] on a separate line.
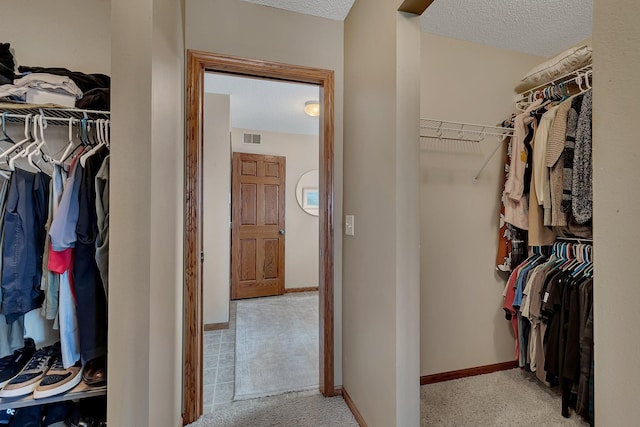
[82, 356, 106, 386]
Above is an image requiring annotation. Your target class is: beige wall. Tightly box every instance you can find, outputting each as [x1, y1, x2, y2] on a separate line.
[1, 0, 110, 74]
[419, 32, 544, 376]
[343, 2, 421, 425]
[592, 0, 640, 423]
[110, 0, 184, 425]
[203, 94, 231, 325]
[186, 0, 344, 385]
[231, 128, 319, 290]
[395, 12, 422, 424]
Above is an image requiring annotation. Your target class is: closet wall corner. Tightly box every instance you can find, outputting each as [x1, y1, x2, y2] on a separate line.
[419, 31, 546, 377]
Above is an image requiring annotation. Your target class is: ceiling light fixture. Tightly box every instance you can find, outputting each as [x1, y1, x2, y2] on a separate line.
[304, 100, 320, 117]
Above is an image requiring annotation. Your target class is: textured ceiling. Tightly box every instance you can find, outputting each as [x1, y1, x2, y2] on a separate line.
[205, 73, 320, 136]
[421, 0, 593, 58]
[242, 0, 355, 20]
[241, 0, 592, 58]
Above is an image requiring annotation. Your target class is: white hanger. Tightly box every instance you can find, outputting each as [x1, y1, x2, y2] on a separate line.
[9, 114, 41, 171]
[584, 70, 592, 90]
[104, 119, 110, 149]
[80, 119, 107, 167]
[0, 114, 31, 164]
[53, 118, 77, 166]
[575, 72, 584, 92]
[27, 115, 50, 172]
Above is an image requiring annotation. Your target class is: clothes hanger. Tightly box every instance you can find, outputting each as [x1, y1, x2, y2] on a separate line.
[565, 244, 585, 272]
[23, 115, 48, 173]
[28, 115, 51, 174]
[571, 244, 592, 277]
[575, 72, 585, 92]
[0, 114, 32, 165]
[104, 119, 110, 149]
[9, 114, 41, 171]
[60, 120, 88, 164]
[0, 113, 14, 145]
[86, 119, 99, 147]
[584, 70, 592, 91]
[80, 119, 107, 167]
[53, 118, 78, 166]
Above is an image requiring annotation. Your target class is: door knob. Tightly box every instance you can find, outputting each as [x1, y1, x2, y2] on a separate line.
[279, 229, 285, 235]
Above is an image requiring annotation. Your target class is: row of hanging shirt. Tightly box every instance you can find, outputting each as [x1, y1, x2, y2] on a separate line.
[0, 112, 110, 371]
[503, 242, 593, 422]
[496, 83, 593, 272]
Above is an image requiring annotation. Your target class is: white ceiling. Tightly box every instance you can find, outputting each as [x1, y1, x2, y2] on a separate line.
[242, 0, 593, 58]
[243, 0, 356, 21]
[205, 73, 320, 136]
[211, 1, 593, 133]
[420, 0, 593, 58]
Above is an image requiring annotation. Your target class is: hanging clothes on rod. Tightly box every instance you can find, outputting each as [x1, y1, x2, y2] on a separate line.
[498, 85, 593, 274]
[0, 107, 111, 397]
[498, 59, 595, 424]
[503, 241, 593, 422]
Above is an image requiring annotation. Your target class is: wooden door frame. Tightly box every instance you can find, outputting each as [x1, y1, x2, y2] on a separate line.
[183, 49, 335, 424]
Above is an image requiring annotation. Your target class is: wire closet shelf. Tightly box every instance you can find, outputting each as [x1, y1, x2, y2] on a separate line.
[420, 119, 513, 142]
[514, 63, 593, 112]
[420, 119, 513, 183]
[0, 106, 110, 126]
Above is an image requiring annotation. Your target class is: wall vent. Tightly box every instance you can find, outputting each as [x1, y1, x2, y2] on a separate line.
[243, 133, 262, 145]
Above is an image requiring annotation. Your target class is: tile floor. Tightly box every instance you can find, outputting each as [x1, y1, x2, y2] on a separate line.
[203, 301, 237, 413]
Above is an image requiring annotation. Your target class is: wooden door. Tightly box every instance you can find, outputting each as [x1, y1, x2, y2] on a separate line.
[231, 152, 286, 299]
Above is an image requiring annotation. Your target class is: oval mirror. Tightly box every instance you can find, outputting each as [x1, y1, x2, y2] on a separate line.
[295, 170, 319, 216]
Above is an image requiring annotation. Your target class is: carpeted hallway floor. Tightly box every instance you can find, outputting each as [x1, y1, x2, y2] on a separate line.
[192, 291, 590, 426]
[188, 390, 358, 427]
[189, 368, 591, 426]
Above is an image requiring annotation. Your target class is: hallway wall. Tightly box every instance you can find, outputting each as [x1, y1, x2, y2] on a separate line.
[343, 3, 421, 425]
[592, 0, 640, 423]
[110, 0, 184, 424]
[203, 94, 231, 325]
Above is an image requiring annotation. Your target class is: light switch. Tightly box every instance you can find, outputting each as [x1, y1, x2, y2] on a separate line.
[345, 215, 355, 236]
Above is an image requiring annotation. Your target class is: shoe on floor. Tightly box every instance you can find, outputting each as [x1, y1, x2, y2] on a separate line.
[0, 338, 36, 388]
[33, 359, 82, 399]
[82, 356, 106, 387]
[0, 344, 57, 398]
[65, 396, 106, 427]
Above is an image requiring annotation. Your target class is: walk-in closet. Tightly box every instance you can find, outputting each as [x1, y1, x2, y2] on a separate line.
[0, 39, 110, 425]
[420, 2, 594, 424]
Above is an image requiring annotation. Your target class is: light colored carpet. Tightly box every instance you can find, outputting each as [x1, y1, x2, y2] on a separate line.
[421, 368, 590, 426]
[189, 367, 592, 426]
[188, 390, 358, 427]
[234, 293, 319, 400]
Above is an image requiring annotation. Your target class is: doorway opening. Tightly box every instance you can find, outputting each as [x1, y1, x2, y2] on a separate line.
[183, 50, 335, 424]
[201, 72, 321, 407]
